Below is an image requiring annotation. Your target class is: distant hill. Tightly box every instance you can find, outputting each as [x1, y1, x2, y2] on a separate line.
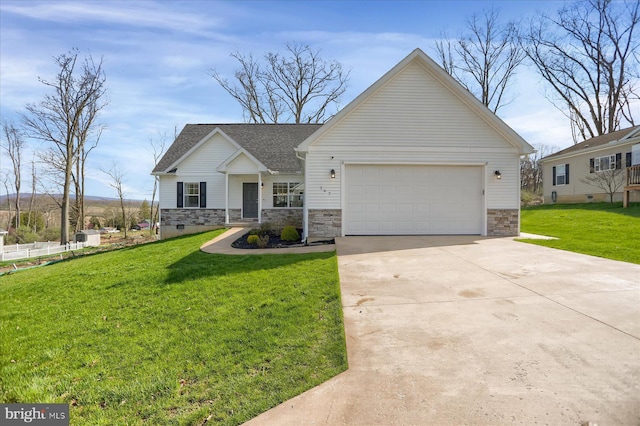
[0, 194, 145, 205]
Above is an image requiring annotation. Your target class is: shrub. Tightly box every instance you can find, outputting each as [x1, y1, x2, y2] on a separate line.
[280, 226, 300, 242]
[256, 235, 269, 248]
[258, 222, 272, 236]
[39, 228, 60, 242]
[248, 228, 261, 236]
[247, 235, 260, 246]
[15, 226, 40, 244]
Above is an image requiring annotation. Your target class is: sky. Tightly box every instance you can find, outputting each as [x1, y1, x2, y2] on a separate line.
[1, 0, 631, 200]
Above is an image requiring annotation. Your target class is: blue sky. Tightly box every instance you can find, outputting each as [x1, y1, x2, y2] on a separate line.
[0, 0, 608, 200]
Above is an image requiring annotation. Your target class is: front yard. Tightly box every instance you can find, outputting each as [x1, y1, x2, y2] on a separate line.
[520, 202, 640, 264]
[0, 230, 347, 425]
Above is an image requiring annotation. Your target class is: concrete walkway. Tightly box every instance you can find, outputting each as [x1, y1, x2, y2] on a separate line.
[200, 227, 335, 254]
[246, 236, 640, 425]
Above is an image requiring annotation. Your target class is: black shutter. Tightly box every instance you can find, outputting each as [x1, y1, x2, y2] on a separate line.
[552, 166, 556, 186]
[565, 164, 570, 184]
[627, 152, 632, 167]
[589, 158, 595, 173]
[616, 153, 622, 169]
[199, 182, 207, 208]
[177, 182, 184, 208]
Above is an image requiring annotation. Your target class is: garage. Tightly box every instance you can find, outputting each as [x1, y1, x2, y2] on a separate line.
[344, 164, 484, 235]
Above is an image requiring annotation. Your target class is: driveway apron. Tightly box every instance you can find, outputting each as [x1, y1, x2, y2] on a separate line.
[246, 236, 640, 425]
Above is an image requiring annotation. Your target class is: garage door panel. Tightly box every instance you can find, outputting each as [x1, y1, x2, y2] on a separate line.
[345, 164, 482, 235]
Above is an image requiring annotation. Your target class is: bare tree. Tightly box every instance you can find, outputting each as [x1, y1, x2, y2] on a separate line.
[27, 155, 38, 232]
[521, 144, 558, 195]
[1, 121, 25, 230]
[211, 43, 349, 123]
[522, 0, 639, 143]
[0, 172, 12, 230]
[149, 132, 167, 234]
[102, 162, 128, 239]
[581, 168, 624, 203]
[22, 49, 107, 244]
[436, 7, 525, 113]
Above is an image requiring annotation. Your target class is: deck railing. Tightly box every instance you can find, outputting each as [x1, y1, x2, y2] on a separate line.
[627, 165, 640, 186]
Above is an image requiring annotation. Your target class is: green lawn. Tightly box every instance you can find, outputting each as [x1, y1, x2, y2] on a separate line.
[0, 230, 347, 425]
[520, 202, 640, 264]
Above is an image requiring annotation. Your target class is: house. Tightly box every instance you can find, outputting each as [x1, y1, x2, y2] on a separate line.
[540, 126, 640, 205]
[152, 48, 534, 240]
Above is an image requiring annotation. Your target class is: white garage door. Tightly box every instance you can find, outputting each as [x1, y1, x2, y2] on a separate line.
[345, 165, 483, 235]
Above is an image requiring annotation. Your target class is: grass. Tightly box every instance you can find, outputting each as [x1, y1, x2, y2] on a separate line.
[519, 202, 640, 264]
[0, 230, 347, 425]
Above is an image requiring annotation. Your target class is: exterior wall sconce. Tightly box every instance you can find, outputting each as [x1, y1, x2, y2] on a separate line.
[330, 169, 336, 178]
[494, 170, 502, 180]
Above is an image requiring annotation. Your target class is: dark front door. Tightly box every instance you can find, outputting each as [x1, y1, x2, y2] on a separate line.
[243, 183, 259, 219]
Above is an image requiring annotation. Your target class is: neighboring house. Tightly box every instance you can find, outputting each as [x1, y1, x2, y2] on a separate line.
[541, 126, 640, 205]
[152, 48, 534, 240]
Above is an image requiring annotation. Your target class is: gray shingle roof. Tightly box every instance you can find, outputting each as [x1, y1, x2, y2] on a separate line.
[152, 124, 322, 174]
[543, 125, 640, 160]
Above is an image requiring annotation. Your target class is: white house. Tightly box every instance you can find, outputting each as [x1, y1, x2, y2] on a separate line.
[152, 48, 534, 240]
[541, 126, 640, 205]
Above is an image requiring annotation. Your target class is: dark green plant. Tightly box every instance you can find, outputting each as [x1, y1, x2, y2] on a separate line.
[280, 226, 300, 242]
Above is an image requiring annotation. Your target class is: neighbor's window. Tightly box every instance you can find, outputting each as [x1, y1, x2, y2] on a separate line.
[556, 164, 566, 185]
[184, 182, 200, 207]
[273, 182, 303, 208]
[594, 155, 616, 172]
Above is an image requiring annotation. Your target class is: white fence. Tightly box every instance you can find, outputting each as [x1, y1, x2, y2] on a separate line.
[1, 242, 86, 262]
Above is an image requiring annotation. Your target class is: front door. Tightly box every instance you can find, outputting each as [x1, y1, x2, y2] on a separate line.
[243, 183, 259, 219]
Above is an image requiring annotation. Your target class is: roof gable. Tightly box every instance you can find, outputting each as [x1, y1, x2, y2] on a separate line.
[297, 48, 533, 154]
[153, 124, 322, 175]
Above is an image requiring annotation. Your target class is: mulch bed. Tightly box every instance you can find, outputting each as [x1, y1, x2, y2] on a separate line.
[231, 229, 334, 249]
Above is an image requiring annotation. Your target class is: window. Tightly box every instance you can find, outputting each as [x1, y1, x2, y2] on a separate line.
[184, 183, 200, 207]
[177, 181, 206, 208]
[594, 155, 615, 172]
[555, 164, 567, 185]
[273, 182, 303, 208]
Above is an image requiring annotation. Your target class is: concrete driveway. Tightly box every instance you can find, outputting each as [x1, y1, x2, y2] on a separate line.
[247, 236, 640, 425]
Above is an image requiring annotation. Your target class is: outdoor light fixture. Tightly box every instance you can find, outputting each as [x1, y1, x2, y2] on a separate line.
[494, 170, 502, 179]
[330, 169, 336, 178]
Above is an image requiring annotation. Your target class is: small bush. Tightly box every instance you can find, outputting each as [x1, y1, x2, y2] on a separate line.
[280, 226, 300, 242]
[258, 222, 272, 236]
[248, 228, 261, 236]
[256, 235, 269, 248]
[247, 235, 260, 246]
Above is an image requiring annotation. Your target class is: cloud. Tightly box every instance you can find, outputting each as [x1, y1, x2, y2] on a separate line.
[0, 0, 224, 35]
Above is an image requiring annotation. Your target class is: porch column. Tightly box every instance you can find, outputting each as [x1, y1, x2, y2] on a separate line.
[258, 173, 263, 223]
[225, 172, 229, 224]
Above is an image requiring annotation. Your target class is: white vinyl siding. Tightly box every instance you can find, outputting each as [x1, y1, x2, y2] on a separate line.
[158, 133, 236, 209]
[226, 152, 260, 174]
[312, 62, 514, 150]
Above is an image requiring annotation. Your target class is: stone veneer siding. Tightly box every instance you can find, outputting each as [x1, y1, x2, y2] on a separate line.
[161, 208, 226, 226]
[487, 209, 519, 236]
[261, 208, 303, 229]
[308, 209, 342, 238]
[228, 209, 242, 222]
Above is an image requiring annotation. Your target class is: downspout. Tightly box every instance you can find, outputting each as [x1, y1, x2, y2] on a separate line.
[294, 148, 308, 242]
[258, 172, 263, 224]
[225, 172, 229, 224]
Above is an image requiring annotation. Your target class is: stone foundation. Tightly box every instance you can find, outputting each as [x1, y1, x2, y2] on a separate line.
[487, 209, 519, 236]
[261, 208, 303, 230]
[308, 209, 342, 239]
[160, 208, 226, 239]
[229, 209, 242, 222]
